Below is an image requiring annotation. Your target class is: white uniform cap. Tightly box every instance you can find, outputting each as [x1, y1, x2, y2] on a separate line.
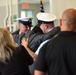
[16, 17, 33, 27]
[36, 13, 57, 23]
[16, 17, 33, 21]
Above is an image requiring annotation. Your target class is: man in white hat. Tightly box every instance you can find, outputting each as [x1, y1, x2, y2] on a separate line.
[27, 12, 60, 52]
[12, 17, 32, 46]
[34, 13, 59, 54]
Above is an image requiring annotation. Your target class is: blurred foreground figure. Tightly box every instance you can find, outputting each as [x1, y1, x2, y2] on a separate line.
[35, 8, 76, 75]
[0, 28, 33, 75]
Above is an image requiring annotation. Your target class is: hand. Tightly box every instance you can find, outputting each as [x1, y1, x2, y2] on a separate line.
[21, 38, 28, 48]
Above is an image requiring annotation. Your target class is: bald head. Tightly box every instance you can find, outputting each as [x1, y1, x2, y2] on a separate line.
[61, 8, 76, 31]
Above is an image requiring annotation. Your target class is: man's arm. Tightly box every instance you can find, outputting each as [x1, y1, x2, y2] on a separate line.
[37, 26, 60, 43]
[28, 26, 60, 52]
[21, 38, 37, 61]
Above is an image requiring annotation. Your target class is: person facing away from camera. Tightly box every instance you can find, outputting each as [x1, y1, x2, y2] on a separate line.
[34, 8, 76, 75]
[0, 28, 33, 75]
[25, 13, 60, 52]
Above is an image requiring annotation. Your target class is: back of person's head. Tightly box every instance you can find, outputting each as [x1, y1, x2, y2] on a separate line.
[37, 12, 57, 25]
[36, 12, 57, 33]
[0, 28, 16, 63]
[60, 8, 76, 31]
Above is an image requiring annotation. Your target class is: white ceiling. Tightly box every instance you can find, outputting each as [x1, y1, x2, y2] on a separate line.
[19, 0, 49, 4]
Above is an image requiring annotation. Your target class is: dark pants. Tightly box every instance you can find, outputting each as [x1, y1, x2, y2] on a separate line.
[29, 63, 35, 75]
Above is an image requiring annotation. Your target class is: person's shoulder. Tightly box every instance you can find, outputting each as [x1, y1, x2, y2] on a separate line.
[17, 45, 29, 54]
[17, 45, 25, 51]
[49, 26, 60, 33]
[24, 31, 34, 38]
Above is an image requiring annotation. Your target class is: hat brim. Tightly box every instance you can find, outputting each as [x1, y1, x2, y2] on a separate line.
[37, 13, 57, 22]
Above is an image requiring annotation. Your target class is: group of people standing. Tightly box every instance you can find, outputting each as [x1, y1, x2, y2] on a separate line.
[0, 8, 76, 75]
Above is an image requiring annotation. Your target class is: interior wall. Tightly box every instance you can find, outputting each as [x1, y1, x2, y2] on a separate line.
[52, 0, 76, 19]
[0, 6, 6, 28]
[0, 0, 18, 28]
[49, 0, 76, 26]
[0, 4, 18, 28]
[44, 2, 50, 13]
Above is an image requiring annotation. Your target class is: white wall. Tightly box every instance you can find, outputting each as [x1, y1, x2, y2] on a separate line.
[52, 0, 76, 19]
[0, 6, 6, 28]
[44, 2, 50, 13]
[49, 0, 76, 26]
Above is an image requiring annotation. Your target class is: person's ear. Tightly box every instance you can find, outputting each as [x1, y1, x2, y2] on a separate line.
[45, 24, 48, 29]
[60, 19, 62, 26]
